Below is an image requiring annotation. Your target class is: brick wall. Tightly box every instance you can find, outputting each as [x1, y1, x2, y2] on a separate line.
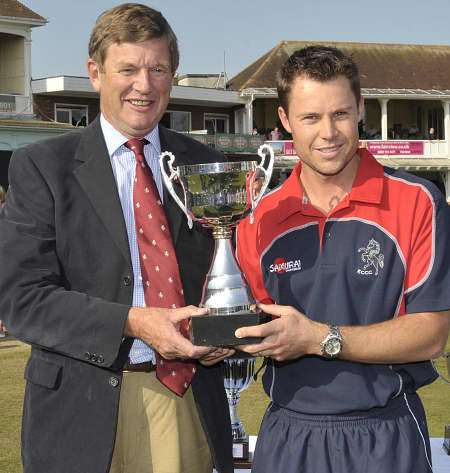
[163, 103, 236, 132]
[33, 95, 100, 124]
[33, 94, 238, 132]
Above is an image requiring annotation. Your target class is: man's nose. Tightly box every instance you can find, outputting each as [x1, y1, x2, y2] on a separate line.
[134, 69, 152, 94]
[320, 117, 338, 140]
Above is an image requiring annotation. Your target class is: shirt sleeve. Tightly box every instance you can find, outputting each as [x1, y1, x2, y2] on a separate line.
[405, 186, 450, 313]
[235, 219, 273, 304]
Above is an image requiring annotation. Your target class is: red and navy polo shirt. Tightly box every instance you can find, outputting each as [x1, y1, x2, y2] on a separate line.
[236, 149, 450, 414]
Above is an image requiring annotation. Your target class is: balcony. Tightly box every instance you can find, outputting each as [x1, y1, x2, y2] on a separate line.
[187, 134, 450, 172]
[275, 141, 450, 173]
[0, 93, 31, 117]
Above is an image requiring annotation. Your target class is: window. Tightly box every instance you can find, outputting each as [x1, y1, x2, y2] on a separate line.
[55, 104, 88, 126]
[161, 111, 191, 132]
[204, 113, 229, 134]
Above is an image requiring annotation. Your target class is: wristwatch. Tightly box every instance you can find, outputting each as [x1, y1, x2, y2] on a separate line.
[320, 325, 343, 358]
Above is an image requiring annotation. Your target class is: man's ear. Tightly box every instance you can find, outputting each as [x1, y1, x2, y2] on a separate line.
[87, 58, 102, 93]
[278, 106, 292, 134]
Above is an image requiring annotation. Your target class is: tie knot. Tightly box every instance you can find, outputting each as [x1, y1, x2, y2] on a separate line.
[125, 139, 149, 163]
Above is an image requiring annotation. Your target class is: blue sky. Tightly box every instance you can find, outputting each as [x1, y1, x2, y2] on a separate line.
[22, 0, 450, 80]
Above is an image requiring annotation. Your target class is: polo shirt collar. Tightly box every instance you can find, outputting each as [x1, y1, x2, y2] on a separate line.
[275, 148, 384, 223]
[274, 162, 304, 223]
[349, 148, 384, 204]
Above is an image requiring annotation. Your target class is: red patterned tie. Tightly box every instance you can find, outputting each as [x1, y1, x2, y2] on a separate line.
[126, 138, 196, 396]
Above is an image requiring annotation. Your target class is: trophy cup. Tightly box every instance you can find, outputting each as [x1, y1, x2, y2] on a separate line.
[159, 145, 274, 346]
[223, 357, 255, 461]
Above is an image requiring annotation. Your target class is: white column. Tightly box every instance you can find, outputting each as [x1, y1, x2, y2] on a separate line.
[245, 95, 254, 135]
[23, 38, 33, 114]
[379, 99, 389, 140]
[442, 100, 450, 156]
[234, 108, 244, 134]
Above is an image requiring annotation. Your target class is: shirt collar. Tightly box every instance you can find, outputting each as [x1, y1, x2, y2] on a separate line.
[100, 114, 161, 157]
[348, 148, 384, 204]
[275, 148, 384, 223]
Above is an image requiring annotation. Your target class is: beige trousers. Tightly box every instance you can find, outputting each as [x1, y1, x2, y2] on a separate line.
[109, 371, 213, 473]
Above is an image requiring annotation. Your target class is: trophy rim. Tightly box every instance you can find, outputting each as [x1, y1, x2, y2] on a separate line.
[178, 160, 256, 176]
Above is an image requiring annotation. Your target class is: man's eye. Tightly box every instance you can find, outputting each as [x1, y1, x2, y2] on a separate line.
[151, 66, 169, 76]
[303, 115, 318, 121]
[335, 111, 348, 118]
[120, 68, 135, 75]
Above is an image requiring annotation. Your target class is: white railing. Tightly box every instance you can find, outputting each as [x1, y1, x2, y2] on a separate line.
[0, 94, 32, 115]
[0, 94, 16, 113]
[422, 140, 448, 157]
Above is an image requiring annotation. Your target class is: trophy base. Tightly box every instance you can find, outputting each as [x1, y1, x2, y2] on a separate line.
[190, 312, 271, 346]
[444, 424, 450, 455]
[234, 458, 252, 469]
[232, 440, 249, 461]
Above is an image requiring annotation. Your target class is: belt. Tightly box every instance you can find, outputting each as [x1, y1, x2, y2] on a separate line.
[123, 361, 156, 373]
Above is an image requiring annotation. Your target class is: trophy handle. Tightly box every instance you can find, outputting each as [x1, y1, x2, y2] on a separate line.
[159, 151, 193, 229]
[249, 144, 275, 223]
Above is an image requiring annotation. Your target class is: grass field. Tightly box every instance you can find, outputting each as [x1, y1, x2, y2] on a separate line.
[1, 337, 449, 472]
[0, 338, 28, 473]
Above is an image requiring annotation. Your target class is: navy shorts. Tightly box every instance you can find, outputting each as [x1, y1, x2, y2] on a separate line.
[252, 393, 432, 473]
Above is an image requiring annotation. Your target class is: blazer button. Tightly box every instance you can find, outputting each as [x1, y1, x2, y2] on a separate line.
[97, 355, 104, 364]
[91, 354, 98, 363]
[109, 376, 119, 388]
[84, 352, 91, 360]
[123, 275, 132, 286]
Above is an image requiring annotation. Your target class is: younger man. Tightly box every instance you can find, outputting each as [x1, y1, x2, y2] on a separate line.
[236, 46, 450, 473]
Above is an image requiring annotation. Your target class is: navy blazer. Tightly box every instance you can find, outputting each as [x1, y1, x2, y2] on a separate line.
[0, 118, 233, 473]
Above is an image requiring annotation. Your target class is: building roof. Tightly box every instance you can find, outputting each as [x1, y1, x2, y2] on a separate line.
[0, 0, 45, 22]
[32, 76, 246, 106]
[240, 87, 450, 100]
[228, 41, 450, 92]
[375, 157, 450, 170]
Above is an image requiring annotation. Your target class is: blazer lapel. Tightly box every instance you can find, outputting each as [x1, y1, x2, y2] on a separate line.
[73, 118, 131, 265]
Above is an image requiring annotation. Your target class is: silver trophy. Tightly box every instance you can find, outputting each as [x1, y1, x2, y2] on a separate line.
[159, 145, 274, 346]
[223, 357, 256, 460]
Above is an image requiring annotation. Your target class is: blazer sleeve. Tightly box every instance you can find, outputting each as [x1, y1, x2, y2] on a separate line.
[0, 146, 130, 368]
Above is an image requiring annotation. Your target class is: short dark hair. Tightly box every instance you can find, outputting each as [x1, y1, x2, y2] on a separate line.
[277, 45, 361, 112]
[88, 3, 179, 73]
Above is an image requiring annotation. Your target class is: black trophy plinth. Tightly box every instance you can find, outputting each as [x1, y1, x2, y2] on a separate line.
[190, 312, 271, 347]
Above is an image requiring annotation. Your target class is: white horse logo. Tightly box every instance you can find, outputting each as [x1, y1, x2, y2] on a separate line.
[358, 238, 384, 276]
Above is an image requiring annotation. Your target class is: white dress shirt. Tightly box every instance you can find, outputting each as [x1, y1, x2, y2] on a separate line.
[101, 114, 165, 364]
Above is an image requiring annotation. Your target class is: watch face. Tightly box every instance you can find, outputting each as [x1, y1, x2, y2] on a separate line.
[325, 338, 341, 356]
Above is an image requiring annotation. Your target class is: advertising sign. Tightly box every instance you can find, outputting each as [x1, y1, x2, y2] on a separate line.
[366, 141, 424, 156]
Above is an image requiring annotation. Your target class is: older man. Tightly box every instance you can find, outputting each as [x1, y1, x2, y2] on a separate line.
[0, 4, 233, 473]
